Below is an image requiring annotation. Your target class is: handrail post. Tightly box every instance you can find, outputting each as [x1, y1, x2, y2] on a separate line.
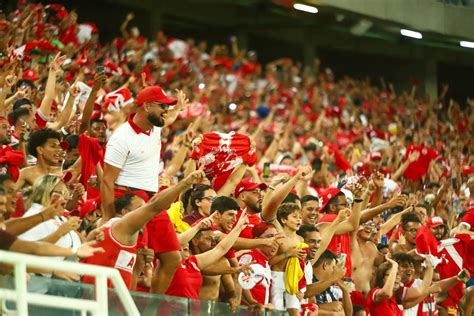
[96, 275, 108, 316]
[14, 262, 28, 316]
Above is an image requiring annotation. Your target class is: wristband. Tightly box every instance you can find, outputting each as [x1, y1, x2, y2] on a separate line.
[60, 127, 69, 136]
[268, 186, 275, 191]
[39, 212, 46, 222]
[354, 198, 363, 203]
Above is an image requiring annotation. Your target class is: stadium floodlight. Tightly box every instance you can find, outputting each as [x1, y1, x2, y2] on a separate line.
[400, 29, 422, 39]
[293, 3, 318, 14]
[460, 41, 474, 48]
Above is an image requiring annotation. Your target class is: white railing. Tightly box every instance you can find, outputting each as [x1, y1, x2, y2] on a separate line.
[0, 250, 139, 316]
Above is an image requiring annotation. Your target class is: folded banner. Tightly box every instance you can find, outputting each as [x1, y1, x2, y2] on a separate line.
[190, 132, 257, 191]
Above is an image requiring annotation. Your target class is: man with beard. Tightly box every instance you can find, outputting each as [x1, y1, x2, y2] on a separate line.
[234, 166, 312, 238]
[101, 85, 187, 294]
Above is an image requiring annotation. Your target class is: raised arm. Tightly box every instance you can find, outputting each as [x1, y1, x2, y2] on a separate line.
[47, 84, 79, 131]
[112, 170, 206, 244]
[312, 208, 349, 264]
[334, 182, 364, 235]
[79, 74, 107, 134]
[360, 194, 407, 224]
[38, 53, 67, 119]
[163, 89, 187, 127]
[195, 213, 248, 270]
[217, 164, 247, 197]
[374, 257, 398, 304]
[262, 165, 312, 222]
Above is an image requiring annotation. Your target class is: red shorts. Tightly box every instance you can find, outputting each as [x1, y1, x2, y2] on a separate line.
[351, 290, 368, 313]
[146, 211, 180, 254]
[114, 188, 180, 254]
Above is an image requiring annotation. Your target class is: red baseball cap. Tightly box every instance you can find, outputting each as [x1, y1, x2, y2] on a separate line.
[22, 69, 39, 81]
[234, 177, 267, 198]
[80, 198, 100, 219]
[426, 216, 446, 228]
[319, 187, 342, 213]
[136, 86, 177, 106]
[369, 151, 382, 160]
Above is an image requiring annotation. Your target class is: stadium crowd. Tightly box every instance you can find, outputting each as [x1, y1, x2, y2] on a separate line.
[0, 2, 474, 315]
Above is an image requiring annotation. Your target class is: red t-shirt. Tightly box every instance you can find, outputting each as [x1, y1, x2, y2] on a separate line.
[318, 214, 352, 278]
[82, 223, 137, 289]
[403, 145, 440, 181]
[234, 209, 262, 239]
[238, 249, 271, 305]
[367, 288, 404, 316]
[460, 209, 474, 230]
[166, 255, 203, 299]
[78, 134, 104, 191]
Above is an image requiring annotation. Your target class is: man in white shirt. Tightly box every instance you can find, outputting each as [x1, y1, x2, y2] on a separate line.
[101, 85, 188, 294]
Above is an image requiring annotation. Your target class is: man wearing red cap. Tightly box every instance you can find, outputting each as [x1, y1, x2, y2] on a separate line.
[234, 166, 312, 238]
[317, 182, 365, 281]
[101, 86, 188, 294]
[234, 177, 268, 238]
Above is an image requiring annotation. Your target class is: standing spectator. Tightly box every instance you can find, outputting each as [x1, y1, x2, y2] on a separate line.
[101, 85, 187, 294]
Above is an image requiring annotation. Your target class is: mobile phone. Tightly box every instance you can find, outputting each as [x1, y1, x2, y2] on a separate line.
[96, 66, 105, 74]
[262, 162, 271, 178]
[452, 178, 458, 190]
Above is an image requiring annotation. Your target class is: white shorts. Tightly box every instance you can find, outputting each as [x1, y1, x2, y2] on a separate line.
[270, 271, 301, 311]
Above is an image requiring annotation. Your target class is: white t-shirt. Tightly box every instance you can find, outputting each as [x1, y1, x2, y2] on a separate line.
[105, 117, 162, 192]
[19, 203, 82, 261]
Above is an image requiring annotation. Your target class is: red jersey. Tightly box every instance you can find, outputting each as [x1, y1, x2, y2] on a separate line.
[166, 256, 203, 299]
[319, 214, 352, 277]
[367, 288, 404, 316]
[235, 209, 262, 239]
[238, 249, 271, 305]
[403, 145, 440, 181]
[82, 221, 137, 289]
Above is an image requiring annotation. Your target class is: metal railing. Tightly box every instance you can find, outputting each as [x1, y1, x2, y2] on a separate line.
[0, 250, 139, 316]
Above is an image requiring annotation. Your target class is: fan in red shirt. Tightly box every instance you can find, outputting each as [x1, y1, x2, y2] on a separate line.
[166, 211, 249, 298]
[82, 170, 204, 289]
[238, 222, 278, 307]
[367, 257, 405, 316]
[403, 135, 441, 183]
[317, 184, 364, 279]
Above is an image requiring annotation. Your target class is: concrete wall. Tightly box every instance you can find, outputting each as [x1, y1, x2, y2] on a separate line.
[313, 0, 474, 40]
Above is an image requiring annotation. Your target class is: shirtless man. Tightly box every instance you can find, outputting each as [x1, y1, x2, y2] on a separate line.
[198, 197, 240, 305]
[16, 128, 64, 189]
[350, 220, 384, 315]
[197, 196, 282, 310]
[269, 203, 305, 316]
